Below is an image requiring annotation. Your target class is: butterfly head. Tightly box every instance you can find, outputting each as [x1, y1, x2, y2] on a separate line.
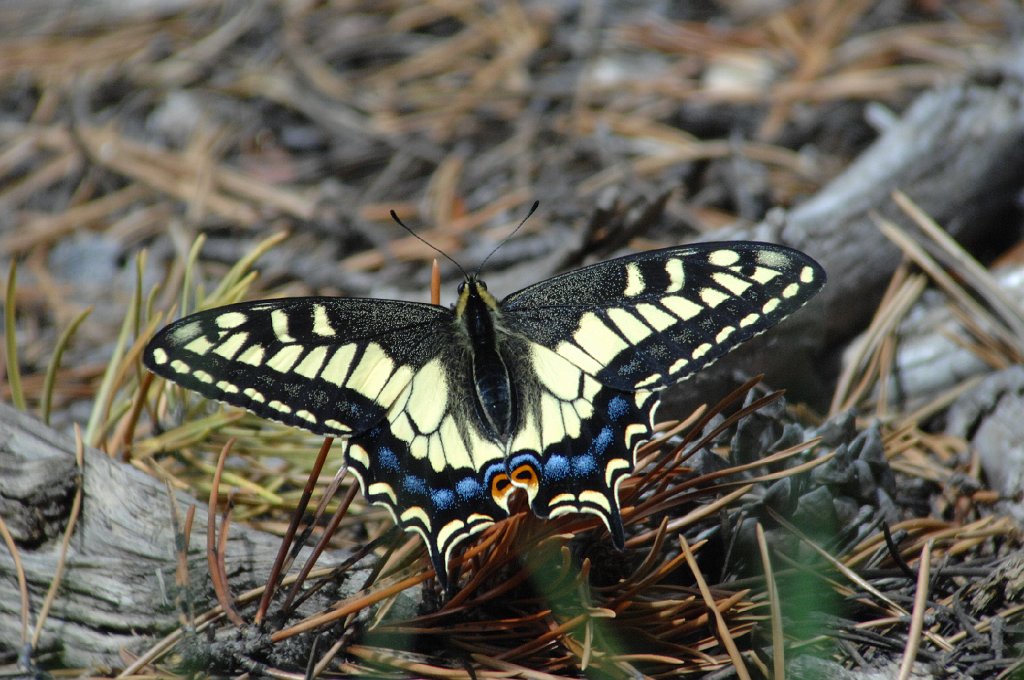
[455, 274, 500, 318]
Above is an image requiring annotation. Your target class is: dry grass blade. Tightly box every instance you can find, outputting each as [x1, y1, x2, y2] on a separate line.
[680, 536, 751, 680]
[0, 514, 29, 652]
[830, 266, 926, 414]
[32, 425, 85, 647]
[894, 191, 1024, 344]
[876, 209, 1024, 363]
[897, 539, 933, 680]
[207, 438, 245, 628]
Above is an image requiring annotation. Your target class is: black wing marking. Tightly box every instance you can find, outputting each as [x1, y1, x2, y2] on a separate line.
[500, 242, 825, 392]
[144, 297, 451, 436]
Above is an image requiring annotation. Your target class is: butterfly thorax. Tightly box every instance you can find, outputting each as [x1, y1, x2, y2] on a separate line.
[455, 277, 514, 441]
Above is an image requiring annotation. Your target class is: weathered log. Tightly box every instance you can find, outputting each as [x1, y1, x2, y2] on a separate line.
[715, 52, 1024, 346]
[0, 402, 353, 669]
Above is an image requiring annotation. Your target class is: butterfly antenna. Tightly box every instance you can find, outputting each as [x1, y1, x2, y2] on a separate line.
[389, 210, 468, 279]
[474, 200, 540, 276]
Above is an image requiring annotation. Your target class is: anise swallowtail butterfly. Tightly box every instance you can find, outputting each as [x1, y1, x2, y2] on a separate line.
[145, 240, 824, 586]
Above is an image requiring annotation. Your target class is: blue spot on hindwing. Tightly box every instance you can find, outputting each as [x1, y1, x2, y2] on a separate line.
[572, 454, 596, 475]
[432, 488, 455, 510]
[544, 454, 569, 480]
[402, 475, 427, 495]
[591, 426, 613, 455]
[456, 477, 482, 500]
[378, 446, 399, 471]
[607, 395, 628, 422]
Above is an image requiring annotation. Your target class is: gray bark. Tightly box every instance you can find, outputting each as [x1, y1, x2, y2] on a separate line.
[0, 402, 349, 669]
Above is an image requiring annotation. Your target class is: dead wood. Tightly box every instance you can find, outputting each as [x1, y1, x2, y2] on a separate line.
[0, 402, 352, 669]
[715, 53, 1024, 345]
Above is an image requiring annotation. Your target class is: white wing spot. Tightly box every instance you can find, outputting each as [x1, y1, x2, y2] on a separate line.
[635, 303, 675, 331]
[763, 298, 781, 314]
[578, 489, 611, 512]
[170, 359, 190, 374]
[152, 348, 168, 365]
[184, 335, 214, 355]
[709, 249, 740, 266]
[692, 342, 712, 360]
[699, 287, 729, 308]
[193, 370, 214, 384]
[369, 481, 397, 504]
[635, 373, 661, 388]
[267, 345, 303, 373]
[604, 458, 631, 488]
[216, 380, 239, 394]
[268, 399, 292, 414]
[626, 421, 648, 443]
[665, 258, 684, 293]
[404, 359, 446, 431]
[271, 309, 296, 343]
[532, 344, 584, 401]
[739, 312, 759, 327]
[661, 295, 702, 320]
[348, 443, 370, 466]
[670, 357, 689, 374]
[574, 312, 629, 364]
[346, 343, 396, 400]
[170, 320, 202, 345]
[624, 262, 645, 296]
[243, 387, 265, 403]
[606, 308, 652, 344]
[782, 282, 800, 298]
[748, 266, 781, 284]
[213, 332, 248, 360]
[216, 312, 247, 329]
[326, 419, 349, 434]
[296, 409, 317, 424]
[400, 506, 432, 531]
[437, 520, 466, 557]
[237, 345, 265, 366]
[294, 345, 329, 378]
[322, 345, 356, 386]
[715, 326, 735, 344]
[800, 265, 816, 283]
[712, 272, 752, 296]
[312, 304, 336, 336]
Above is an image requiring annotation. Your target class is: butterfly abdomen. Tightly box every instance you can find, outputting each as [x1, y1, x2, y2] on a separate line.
[459, 278, 515, 440]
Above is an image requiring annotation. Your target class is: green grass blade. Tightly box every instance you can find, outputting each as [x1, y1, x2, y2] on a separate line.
[4, 261, 27, 411]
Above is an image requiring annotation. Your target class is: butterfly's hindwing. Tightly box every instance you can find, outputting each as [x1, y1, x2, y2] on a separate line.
[345, 345, 512, 579]
[501, 242, 824, 392]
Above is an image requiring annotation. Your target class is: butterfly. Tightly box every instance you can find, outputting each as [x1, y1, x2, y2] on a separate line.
[144, 240, 825, 586]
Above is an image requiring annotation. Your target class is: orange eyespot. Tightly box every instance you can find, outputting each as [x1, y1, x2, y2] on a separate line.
[511, 463, 538, 489]
[491, 473, 512, 501]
